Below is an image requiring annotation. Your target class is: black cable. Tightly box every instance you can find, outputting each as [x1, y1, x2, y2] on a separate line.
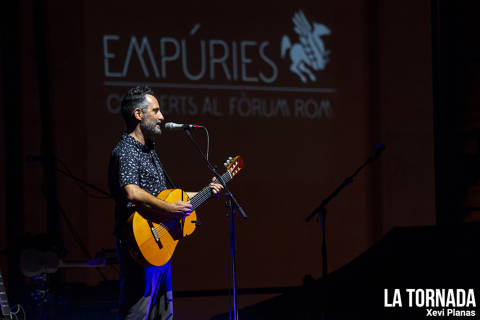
[27, 156, 118, 278]
[57, 203, 108, 281]
[54, 159, 118, 275]
[54, 164, 111, 199]
[26, 154, 112, 199]
[200, 126, 210, 161]
[58, 167, 111, 199]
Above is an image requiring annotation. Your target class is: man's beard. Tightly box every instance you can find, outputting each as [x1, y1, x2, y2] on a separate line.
[140, 117, 162, 137]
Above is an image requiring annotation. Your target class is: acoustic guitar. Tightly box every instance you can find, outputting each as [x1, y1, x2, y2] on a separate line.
[124, 155, 244, 266]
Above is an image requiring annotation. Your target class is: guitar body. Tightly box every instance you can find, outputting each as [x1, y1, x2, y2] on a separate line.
[124, 189, 198, 267]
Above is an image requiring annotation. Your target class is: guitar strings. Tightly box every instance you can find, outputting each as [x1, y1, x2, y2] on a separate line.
[152, 190, 210, 237]
[149, 172, 231, 238]
[150, 171, 232, 237]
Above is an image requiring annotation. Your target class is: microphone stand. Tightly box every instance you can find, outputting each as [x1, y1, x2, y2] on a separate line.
[305, 144, 385, 278]
[183, 128, 247, 320]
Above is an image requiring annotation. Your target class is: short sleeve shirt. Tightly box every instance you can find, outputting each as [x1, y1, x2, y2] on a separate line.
[109, 133, 167, 236]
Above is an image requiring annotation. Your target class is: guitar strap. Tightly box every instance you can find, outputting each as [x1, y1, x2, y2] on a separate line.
[163, 167, 176, 189]
[149, 150, 176, 189]
[149, 150, 185, 235]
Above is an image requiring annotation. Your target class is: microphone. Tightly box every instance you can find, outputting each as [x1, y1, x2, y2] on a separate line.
[164, 122, 202, 130]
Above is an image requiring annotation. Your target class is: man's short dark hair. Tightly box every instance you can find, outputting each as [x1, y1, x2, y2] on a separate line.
[120, 86, 155, 130]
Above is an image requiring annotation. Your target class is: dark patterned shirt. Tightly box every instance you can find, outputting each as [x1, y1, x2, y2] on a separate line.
[109, 133, 167, 236]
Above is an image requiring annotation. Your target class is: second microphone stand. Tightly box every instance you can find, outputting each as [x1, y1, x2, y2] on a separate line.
[305, 144, 385, 278]
[183, 128, 247, 320]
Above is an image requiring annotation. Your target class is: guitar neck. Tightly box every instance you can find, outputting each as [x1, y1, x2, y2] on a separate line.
[0, 270, 11, 319]
[190, 171, 232, 210]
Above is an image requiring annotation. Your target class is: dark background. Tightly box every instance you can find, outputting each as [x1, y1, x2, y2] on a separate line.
[1, 0, 479, 319]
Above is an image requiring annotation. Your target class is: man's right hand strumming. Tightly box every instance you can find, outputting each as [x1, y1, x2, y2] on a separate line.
[167, 201, 192, 217]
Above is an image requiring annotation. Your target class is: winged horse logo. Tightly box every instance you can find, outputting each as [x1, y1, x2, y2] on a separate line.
[281, 11, 331, 83]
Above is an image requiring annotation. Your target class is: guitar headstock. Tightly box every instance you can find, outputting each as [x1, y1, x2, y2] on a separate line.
[224, 155, 244, 178]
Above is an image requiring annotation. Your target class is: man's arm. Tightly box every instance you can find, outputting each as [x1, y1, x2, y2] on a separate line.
[124, 184, 192, 217]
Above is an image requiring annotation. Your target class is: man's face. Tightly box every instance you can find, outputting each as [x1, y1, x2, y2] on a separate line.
[140, 94, 164, 136]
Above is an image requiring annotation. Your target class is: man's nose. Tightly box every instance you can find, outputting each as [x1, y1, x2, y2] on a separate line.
[158, 112, 165, 120]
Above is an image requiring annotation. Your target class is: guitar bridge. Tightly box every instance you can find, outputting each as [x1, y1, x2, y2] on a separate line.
[151, 226, 160, 242]
[147, 220, 163, 249]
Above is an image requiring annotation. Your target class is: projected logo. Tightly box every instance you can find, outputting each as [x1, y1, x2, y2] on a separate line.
[101, 9, 335, 119]
[281, 11, 331, 83]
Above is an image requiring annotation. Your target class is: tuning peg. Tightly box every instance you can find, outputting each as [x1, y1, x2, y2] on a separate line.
[224, 157, 235, 167]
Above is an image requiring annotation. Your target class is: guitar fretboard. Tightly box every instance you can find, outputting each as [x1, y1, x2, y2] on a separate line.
[0, 270, 11, 319]
[190, 171, 232, 210]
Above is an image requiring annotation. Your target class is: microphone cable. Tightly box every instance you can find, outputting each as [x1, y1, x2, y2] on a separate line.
[200, 125, 210, 161]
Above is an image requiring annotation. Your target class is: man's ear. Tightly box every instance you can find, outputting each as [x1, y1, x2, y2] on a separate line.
[133, 108, 144, 121]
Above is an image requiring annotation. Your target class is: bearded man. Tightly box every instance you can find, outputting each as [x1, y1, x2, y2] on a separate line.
[108, 86, 223, 320]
